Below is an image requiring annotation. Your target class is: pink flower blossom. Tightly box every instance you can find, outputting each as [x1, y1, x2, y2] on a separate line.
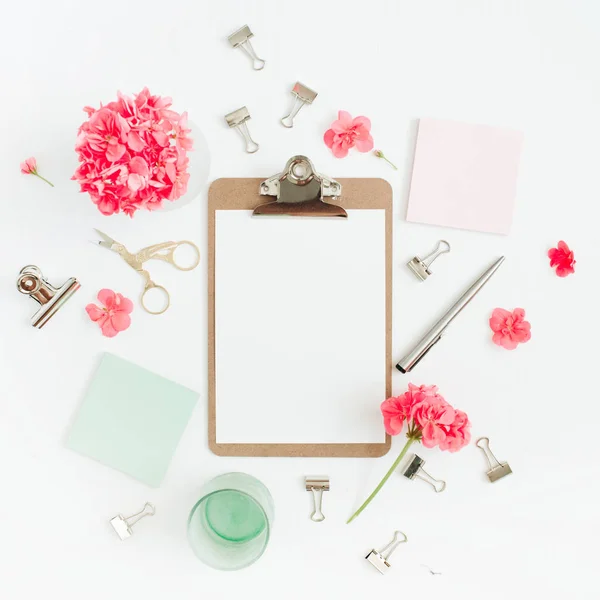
[20, 157, 37, 174]
[380, 383, 471, 451]
[20, 156, 54, 187]
[85, 289, 133, 337]
[412, 400, 456, 449]
[324, 110, 374, 158]
[439, 410, 471, 452]
[381, 389, 422, 435]
[72, 88, 193, 217]
[489, 308, 531, 350]
[548, 241, 575, 277]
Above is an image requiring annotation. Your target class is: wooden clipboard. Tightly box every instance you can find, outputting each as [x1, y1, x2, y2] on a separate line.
[208, 158, 392, 457]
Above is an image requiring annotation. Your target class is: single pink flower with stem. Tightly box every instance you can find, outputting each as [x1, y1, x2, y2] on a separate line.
[489, 307, 531, 350]
[20, 157, 54, 187]
[373, 149, 397, 170]
[85, 289, 133, 337]
[347, 384, 470, 524]
[324, 110, 374, 158]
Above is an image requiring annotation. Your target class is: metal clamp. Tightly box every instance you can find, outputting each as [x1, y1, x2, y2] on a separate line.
[17, 265, 80, 329]
[228, 25, 265, 70]
[254, 156, 346, 217]
[402, 454, 446, 493]
[305, 476, 329, 522]
[366, 531, 408, 574]
[476, 437, 512, 482]
[281, 82, 318, 128]
[110, 502, 156, 541]
[225, 106, 259, 153]
[407, 240, 451, 281]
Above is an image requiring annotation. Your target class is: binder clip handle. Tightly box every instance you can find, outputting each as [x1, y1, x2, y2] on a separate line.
[237, 120, 259, 154]
[309, 487, 325, 522]
[476, 437, 512, 482]
[379, 530, 408, 560]
[125, 501, 156, 527]
[281, 99, 302, 128]
[422, 240, 451, 269]
[476, 437, 502, 471]
[417, 468, 446, 493]
[243, 40, 265, 71]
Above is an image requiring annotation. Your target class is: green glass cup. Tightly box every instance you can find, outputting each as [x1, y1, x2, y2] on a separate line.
[187, 472, 274, 570]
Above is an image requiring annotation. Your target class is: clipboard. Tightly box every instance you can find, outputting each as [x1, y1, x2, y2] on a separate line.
[208, 156, 392, 457]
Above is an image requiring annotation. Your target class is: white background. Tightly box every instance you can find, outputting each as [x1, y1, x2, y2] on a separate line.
[0, 1, 598, 599]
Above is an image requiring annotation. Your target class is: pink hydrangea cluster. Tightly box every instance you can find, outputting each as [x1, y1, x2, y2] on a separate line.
[72, 88, 193, 217]
[380, 383, 471, 452]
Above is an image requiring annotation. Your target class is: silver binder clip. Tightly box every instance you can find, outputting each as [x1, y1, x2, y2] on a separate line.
[476, 437, 512, 482]
[110, 502, 155, 540]
[305, 476, 329, 522]
[228, 25, 265, 70]
[366, 530, 408, 574]
[281, 82, 318, 128]
[225, 106, 259, 154]
[402, 454, 446, 493]
[407, 240, 451, 281]
[17, 265, 80, 329]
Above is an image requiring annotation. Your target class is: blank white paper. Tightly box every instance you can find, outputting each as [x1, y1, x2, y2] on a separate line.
[215, 210, 387, 444]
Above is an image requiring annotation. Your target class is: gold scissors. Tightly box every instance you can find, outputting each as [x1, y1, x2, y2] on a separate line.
[94, 229, 200, 315]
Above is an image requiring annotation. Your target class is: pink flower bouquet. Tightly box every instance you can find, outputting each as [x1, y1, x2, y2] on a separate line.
[347, 384, 471, 523]
[72, 88, 193, 217]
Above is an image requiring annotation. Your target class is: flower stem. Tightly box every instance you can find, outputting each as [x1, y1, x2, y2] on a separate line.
[346, 437, 416, 524]
[381, 156, 398, 170]
[34, 172, 54, 187]
[374, 150, 398, 170]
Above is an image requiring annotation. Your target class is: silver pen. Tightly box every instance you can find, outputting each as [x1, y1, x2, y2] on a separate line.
[396, 257, 505, 373]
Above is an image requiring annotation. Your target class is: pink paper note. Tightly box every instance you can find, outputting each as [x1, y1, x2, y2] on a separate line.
[406, 118, 523, 235]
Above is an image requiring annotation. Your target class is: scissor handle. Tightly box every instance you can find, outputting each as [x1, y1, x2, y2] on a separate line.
[150, 241, 200, 271]
[141, 281, 170, 315]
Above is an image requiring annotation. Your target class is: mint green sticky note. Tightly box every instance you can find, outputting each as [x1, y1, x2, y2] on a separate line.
[67, 353, 198, 487]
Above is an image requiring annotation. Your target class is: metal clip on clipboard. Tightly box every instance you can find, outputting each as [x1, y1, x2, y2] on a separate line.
[254, 156, 346, 217]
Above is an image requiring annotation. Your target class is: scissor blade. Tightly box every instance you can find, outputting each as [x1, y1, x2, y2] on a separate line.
[94, 229, 116, 249]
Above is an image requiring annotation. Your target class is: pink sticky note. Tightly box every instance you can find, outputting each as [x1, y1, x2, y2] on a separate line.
[406, 118, 523, 235]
